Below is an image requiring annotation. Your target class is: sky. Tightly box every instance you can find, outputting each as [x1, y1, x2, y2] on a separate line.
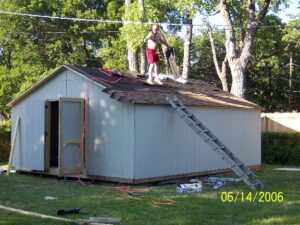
[277, 0, 299, 22]
[193, 0, 299, 28]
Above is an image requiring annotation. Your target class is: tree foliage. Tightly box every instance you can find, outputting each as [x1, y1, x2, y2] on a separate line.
[0, 0, 123, 117]
[0, 0, 299, 119]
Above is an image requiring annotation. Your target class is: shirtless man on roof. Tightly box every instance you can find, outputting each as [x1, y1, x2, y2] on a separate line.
[144, 24, 170, 85]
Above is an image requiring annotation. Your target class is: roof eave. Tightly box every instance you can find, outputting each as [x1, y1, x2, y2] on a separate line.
[7, 65, 107, 108]
[7, 66, 66, 107]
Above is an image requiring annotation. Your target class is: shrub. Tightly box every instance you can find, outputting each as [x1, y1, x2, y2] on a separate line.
[0, 119, 11, 163]
[262, 132, 300, 166]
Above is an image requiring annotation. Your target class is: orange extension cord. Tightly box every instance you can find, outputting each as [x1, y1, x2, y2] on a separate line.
[76, 68, 123, 186]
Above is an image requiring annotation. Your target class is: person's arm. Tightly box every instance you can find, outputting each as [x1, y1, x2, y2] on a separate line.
[159, 32, 170, 48]
[144, 32, 152, 43]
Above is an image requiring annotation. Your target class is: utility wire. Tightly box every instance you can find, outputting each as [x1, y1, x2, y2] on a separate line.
[0, 10, 195, 27]
[0, 10, 299, 30]
[5, 31, 120, 34]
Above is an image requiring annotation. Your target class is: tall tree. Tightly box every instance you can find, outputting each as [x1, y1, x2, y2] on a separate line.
[182, 16, 193, 79]
[121, 0, 171, 73]
[0, 0, 123, 116]
[208, 27, 228, 91]
[138, 0, 147, 74]
[172, 0, 214, 79]
[172, 0, 199, 79]
[218, 0, 284, 98]
[124, 0, 138, 72]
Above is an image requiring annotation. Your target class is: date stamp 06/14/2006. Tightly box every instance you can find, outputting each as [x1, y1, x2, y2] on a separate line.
[220, 192, 284, 203]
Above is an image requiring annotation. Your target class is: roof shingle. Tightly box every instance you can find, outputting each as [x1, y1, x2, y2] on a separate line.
[66, 65, 260, 110]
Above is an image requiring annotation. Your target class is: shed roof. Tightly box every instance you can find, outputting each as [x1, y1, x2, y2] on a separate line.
[8, 65, 260, 110]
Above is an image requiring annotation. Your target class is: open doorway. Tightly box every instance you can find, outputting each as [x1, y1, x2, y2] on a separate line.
[45, 98, 85, 175]
[45, 101, 59, 169]
[49, 101, 59, 167]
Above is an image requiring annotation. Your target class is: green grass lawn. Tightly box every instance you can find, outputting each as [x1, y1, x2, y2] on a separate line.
[0, 165, 299, 225]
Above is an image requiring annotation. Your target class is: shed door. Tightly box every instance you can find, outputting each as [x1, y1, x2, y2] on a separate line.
[59, 98, 85, 175]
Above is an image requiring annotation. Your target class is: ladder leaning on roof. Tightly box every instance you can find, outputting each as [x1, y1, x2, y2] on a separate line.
[166, 96, 263, 190]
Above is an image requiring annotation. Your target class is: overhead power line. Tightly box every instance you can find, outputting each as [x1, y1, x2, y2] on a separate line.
[0, 10, 298, 30]
[0, 10, 193, 27]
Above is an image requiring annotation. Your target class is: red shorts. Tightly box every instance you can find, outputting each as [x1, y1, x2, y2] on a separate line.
[146, 48, 159, 64]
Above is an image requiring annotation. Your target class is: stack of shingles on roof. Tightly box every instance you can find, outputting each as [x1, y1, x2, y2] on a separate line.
[70, 65, 259, 109]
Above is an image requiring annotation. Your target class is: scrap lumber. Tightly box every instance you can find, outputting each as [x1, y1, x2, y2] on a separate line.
[0, 205, 73, 222]
[76, 217, 121, 224]
[6, 117, 20, 175]
[0, 205, 120, 225]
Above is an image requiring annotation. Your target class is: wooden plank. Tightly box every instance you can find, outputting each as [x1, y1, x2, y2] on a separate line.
[44, 101, 51, 171]
[76, 217, 121, 225]
[89, 217, 121, 224]
[59, 97, 64, 176]
[79, 98, 85, 175]
[84, 98, 88, 174]
[165, 48, 181, 79]
[0, 205, 73, 223]
[76, 220, 113, 225]
[59, 97, 85, 176]
[6, 117, 20, 176]
[88, 165, 262, 184]
[63, 140, 81, 145]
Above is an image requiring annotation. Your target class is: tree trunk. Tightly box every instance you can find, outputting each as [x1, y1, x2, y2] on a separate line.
[82, 39, 91, 67]
[138, 0, 146, 74]
[161, 44, 170, 74]
[3, 49, 12, 70]
[208, 29, 228, 91]
[219, 0, 271, 98]
[220, 57, 228, 91]
[127, 47, 138, 72]
[125, 0, 138, 72]
[140, 45, 146, 74]
[182, 17, 193, 79]
[229, 61, 245, 97]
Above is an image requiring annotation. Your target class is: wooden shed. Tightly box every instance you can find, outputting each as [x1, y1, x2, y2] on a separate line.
[8, 65, 261, 183]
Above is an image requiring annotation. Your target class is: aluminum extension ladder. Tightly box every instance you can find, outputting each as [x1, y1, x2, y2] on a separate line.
[166, 96, 263, 190]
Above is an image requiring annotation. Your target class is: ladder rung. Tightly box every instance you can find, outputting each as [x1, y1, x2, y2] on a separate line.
[240, 172, 254, 179]
[166, 96, 262, 191]
[231, 163, 243, 168]
[204, 138, 217, 143]
[195, 129, 208, 134]
[186, 112, 193, 117]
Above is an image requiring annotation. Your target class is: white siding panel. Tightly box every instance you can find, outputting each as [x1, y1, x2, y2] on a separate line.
[134, 105, 260, 179]
[11, 67, 260, 181]
[11, 73, 67, 170]
[11, 70, 134, 178]
[66, 71, 134, 179]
